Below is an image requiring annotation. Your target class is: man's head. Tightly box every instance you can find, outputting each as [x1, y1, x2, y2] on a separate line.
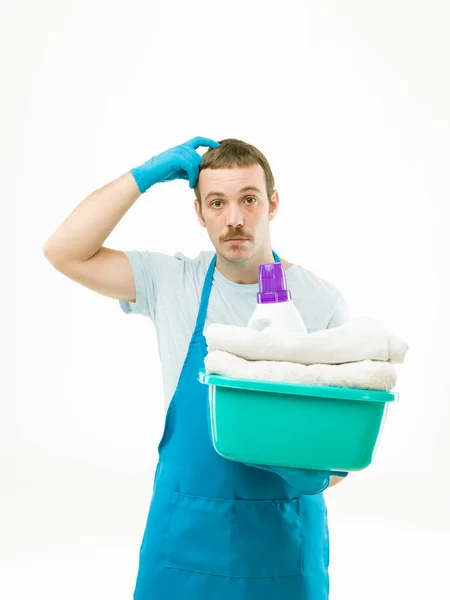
[193, 139, 279, 265]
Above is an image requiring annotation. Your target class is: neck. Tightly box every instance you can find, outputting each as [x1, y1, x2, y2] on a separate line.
[215, 250, 292, 285]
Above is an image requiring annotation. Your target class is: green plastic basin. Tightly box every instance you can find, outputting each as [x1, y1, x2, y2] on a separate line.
[198, 369, 398, 472]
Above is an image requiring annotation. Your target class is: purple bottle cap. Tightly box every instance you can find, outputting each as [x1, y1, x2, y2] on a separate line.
[257, 262, 291, 304]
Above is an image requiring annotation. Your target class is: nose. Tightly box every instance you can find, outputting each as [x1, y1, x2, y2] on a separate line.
[225, 204, 244, 228]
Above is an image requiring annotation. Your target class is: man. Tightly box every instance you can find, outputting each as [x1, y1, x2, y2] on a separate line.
[43, 137, 348, 599]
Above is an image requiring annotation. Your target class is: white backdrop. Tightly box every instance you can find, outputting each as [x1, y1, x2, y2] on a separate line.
[4, 1, 450, 598]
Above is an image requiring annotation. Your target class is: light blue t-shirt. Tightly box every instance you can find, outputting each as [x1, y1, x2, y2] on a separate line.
[119, 249, 349, 414]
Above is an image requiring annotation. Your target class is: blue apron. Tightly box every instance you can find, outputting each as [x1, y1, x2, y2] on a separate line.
[134, 251, 332, 599]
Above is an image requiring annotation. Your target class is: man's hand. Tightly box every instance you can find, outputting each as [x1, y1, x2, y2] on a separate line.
[131, 136, 220, 193]
[328, 476, 346, 488]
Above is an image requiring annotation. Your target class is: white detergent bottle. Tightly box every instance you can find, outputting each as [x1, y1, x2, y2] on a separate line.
[247, 262, 308, 334]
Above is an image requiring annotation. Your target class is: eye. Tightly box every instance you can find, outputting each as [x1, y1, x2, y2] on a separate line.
[210, 197, 257, 208]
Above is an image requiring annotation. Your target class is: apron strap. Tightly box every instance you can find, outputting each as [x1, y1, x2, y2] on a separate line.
[195, 250, 281, 337]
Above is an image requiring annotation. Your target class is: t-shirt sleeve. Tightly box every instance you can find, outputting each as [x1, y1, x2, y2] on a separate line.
[118, 250, 156, 319]
[326, 294, 350, 329]
[118, 250, 189, 320]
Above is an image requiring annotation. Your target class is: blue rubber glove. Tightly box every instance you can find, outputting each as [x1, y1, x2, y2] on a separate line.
[246, 463, 348, 495]
[130, 136, 220, 194]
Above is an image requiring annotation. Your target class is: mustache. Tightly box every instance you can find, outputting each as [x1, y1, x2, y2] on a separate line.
[223, 234, 251, 241]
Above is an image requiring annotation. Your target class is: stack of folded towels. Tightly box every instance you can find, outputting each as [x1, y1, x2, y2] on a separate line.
[204, 316, 409, 392]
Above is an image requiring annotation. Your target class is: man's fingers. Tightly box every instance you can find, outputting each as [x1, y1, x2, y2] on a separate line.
[184, 136, 220, 151]
[179, 146, 203, 167]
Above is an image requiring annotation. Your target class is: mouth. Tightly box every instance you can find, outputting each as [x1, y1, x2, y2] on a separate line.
[225, 238, 248, 245]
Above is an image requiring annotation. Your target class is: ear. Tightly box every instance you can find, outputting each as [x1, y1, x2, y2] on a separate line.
[269, 189, 280, 220]
[194, 199, 207, 228]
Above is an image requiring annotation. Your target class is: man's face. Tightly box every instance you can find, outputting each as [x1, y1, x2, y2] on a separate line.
[194, 164, 278, 260]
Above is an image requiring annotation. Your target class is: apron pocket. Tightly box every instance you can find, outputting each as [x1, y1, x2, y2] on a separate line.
[166, 492, 302, 579]
[166, 492, 232, 577]
[230, 497, 302, 578]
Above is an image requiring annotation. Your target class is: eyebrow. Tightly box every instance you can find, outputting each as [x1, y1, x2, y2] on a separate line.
[204, 186, 263, 202]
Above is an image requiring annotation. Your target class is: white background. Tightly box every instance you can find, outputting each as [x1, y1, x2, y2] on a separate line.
[3, 0, 450, 598]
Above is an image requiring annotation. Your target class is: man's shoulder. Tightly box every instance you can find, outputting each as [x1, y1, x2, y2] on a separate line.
[174, 249, 214, 264]
[289, 262, 342, 302]
[171, 250, 215, 276]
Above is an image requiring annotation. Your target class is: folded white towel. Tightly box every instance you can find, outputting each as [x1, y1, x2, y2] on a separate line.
[205, 316, 408, 365]
[204, 350, 398, 391]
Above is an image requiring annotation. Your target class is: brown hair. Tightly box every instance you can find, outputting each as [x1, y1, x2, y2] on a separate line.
[194, 138, 275, 209]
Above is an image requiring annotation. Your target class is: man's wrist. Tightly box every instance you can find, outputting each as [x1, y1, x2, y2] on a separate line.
[130, 158, 156, 194]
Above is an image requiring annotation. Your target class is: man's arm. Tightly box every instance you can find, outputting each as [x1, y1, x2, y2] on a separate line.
[43, 137, 219, 263]
[43, 137, 219, 300]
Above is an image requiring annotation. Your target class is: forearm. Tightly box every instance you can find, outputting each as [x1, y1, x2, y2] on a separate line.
[43, 171, 141, 263]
